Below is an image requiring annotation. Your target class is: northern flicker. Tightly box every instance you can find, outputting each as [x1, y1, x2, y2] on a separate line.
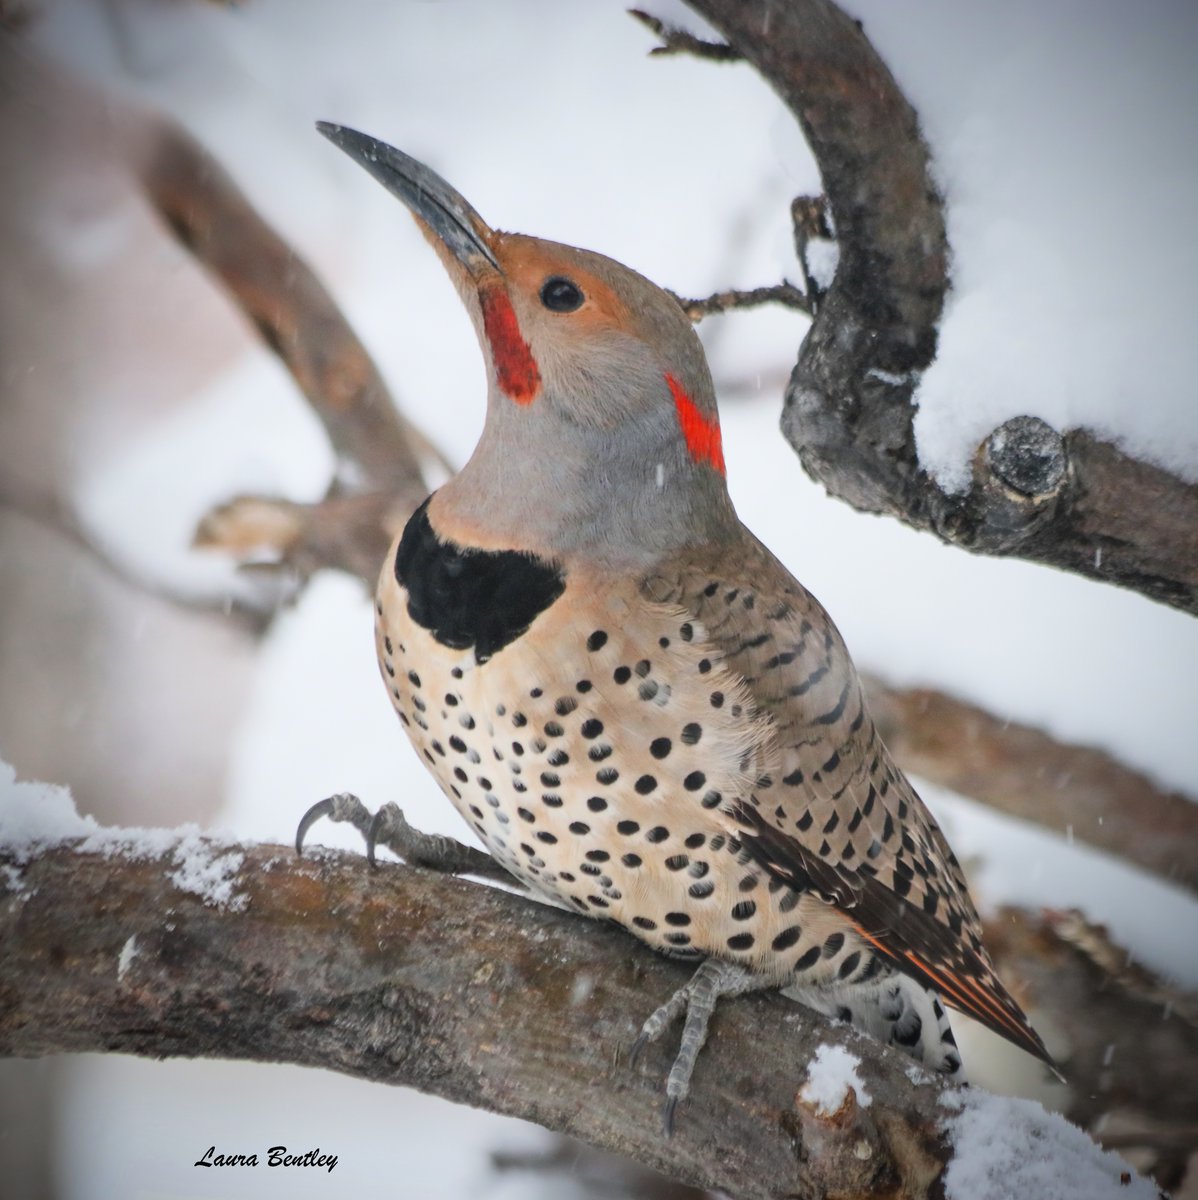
[316, 122, 1054, 1125]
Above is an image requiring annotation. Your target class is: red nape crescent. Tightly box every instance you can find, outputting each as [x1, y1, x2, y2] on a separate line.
[480, 284, 541, 404]
[666, 373, 725, 475]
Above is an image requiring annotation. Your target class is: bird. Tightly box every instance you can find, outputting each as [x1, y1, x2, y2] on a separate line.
[315, 121, 1054, 1129]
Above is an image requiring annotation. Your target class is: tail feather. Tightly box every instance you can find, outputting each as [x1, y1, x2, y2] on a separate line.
[785, 971, 963, 1077]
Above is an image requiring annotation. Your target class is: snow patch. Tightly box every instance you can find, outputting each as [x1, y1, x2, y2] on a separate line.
[117, 935, 138, 982]
[0, 759, 99, 860]
[942, 1090, 1154, 1200]
[800, 1044, 872, 1113]
[803, 237, 840, 290]
[0, 759, 247, 911]
[167, 832, 248, 912]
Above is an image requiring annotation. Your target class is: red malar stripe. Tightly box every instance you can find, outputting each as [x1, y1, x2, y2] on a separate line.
[666, 373, 725, 475]
[480, 285, 541, 404]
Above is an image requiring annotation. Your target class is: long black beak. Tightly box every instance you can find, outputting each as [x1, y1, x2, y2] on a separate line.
[316, 122, 499, 277]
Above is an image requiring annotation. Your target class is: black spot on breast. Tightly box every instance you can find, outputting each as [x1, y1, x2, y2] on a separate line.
[794, 945, 821, 972]
[837, 951, 861, 979]
[395, 497, 566, 661]
[772, 926, 802, 951]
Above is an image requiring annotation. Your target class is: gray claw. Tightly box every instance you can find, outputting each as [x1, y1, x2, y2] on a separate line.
[295, 796, 337, 856]
[366, 807, 388, 869]
[662, 1094, 679, 1139]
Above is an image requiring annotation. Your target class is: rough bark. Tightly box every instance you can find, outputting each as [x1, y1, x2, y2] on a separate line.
[1, 840, 964, 1200]
[3, 836, 1183, 1195]
[685, 0, 1198, 617]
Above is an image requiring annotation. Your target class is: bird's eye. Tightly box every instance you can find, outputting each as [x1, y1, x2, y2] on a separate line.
[540, 276, 585, 313]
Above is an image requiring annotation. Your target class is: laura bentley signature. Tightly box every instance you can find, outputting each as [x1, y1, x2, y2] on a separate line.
[194, 1146, 338, 1172]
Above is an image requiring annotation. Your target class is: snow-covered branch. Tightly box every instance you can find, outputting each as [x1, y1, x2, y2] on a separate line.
[0, 824, 1155, 1200]
[686, 0, 1198, 617]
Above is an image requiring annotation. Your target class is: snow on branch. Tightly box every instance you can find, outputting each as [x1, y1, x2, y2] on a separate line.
[0, 775, 1157, 1200]
[685, 0, 1198, 617]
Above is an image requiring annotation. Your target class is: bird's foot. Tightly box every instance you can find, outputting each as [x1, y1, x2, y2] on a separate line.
[630, 958, 763, 1136]
[295, 792, 516, 884]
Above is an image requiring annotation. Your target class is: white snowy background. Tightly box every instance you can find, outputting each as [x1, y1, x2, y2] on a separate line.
[1, 0, 1196, 1197]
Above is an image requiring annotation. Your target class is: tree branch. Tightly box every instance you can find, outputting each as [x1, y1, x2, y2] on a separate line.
[685, 0, 1198, 616]
[128, 114, 434, 581]
[670, 282, 811, 322]
[628, 9, 742, 61]
[0, 838, 1152, 1199]
[132, 117, 425, 498]
[863, 675, 1198, 897]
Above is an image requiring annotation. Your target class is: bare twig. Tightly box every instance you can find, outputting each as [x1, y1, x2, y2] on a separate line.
[629, 9, 741, 61]
[686, 0, 1198, 616]
[864, 675, 1198, 897]
[192, 489, 410, 585]
[670, 282, 811, 322]
[0, 839, 1153, 1199]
